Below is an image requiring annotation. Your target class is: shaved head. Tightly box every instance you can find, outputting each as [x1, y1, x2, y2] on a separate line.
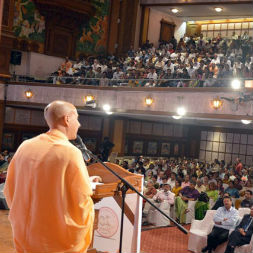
[44, 101, 76, 127]
[44, 101, 80, 139]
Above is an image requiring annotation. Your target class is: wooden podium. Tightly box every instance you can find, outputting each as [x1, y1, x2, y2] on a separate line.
[87, 163, 143, 253]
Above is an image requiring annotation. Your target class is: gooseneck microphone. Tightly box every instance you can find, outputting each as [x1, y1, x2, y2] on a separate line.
[71, 135, 91, 162]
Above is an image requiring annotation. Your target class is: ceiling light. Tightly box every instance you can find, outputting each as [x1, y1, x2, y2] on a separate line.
[241, 119, 252, 125]
[172, 115, 182, 120]
[106, 111, 113, 115]
[171, 8, 179, 13]
[214, 7, 223, 12]
[25, 89, 33, 99]
[231, 79, 241, 90]
[177, 107, 186, 116]
[145, 97, 154, 106]
[103, 104, 111, 112]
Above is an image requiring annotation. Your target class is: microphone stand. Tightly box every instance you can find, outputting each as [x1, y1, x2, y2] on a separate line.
[86, 149, 188, 253]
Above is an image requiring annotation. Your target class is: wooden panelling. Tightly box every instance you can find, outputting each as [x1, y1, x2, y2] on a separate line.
[112, 119, 124, 155]
[159, 19, 175, 42]
[199, 129, 253, 165]
[140, 6, 150, 46]
[107, 0, 120, 55]
[0, 101, 4, 151]
[34, 0, 94, 58]
[2, 106, 103, 152]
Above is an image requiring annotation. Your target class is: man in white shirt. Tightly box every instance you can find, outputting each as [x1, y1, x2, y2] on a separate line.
[112, 67, 123, 79]
[147, 68, 158, 80]
[202, 196, 239, 253]
[167, 172, 176, 189]
[147, 184, 175, 226]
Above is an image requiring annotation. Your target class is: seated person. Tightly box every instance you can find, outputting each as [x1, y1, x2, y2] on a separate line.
[143, 181, 157, 216]
[195, 191, 209, 220]
[167, 172, 176, 189]
[147, 184, 175, 226]
[212, 192, 231, 210]
[225, 206, 253, 253]
[195, 179, 206, 193]
[202, 196, 239, 253]
[181, 174, 190, 188]
[175, 180, 199, 223]
[172, 179, 182, 196]
[206, 182, 219, 202]
[241, 190, 253, 208]
[225, 181, 240, 198]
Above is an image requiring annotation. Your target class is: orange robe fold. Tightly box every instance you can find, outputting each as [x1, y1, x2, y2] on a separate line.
[4, 129, 94, 253]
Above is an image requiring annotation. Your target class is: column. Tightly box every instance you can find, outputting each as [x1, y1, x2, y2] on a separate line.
[0, 0, 14, 77]
[112, 119, 125, 156]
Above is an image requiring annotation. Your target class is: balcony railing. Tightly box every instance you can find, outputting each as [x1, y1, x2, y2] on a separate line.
[10, 75, 253, 89]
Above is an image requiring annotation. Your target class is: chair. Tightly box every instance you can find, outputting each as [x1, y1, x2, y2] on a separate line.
[238, 207, 251, 217]
[209, 199, 215, 209]
[186, 200, 197, 224]
[188, 210, 216, 253]
[0, 183, 8, 210]
[214, 235, 253, 253]
[152, 202, 172, 226]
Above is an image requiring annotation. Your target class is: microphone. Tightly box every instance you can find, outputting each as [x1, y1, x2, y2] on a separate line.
[71, 135, 91, 162]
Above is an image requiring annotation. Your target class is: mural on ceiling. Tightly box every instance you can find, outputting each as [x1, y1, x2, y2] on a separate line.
[76, 0, 110, 56]
[13, 0, 45, 52]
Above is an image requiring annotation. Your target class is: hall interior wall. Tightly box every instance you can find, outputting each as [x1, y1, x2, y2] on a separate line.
[2, 106, 253, 162]
[147, 8, 186, 47]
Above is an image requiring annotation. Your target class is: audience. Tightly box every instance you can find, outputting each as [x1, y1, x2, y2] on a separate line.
[117, 156, 252, 228]
[50, 33, 253, 87]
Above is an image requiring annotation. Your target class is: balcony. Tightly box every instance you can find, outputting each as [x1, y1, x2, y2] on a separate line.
[1, 79, 253, 127]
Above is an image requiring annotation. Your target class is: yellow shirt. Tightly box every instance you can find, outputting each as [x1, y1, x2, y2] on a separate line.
[4, 129, 94, 253]
[172, 186, 182, 196]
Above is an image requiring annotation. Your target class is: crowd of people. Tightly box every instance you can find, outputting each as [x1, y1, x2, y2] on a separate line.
[51, 32, 253, 87]
[1, 145, 253, 252]
[116, 156, 253, 223]
[0, 150, 11, 176]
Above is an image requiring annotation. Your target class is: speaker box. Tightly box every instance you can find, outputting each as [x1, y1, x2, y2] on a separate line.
[10, 51, 22, 65]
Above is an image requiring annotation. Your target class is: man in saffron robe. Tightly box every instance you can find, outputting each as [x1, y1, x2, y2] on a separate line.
[4, 100, 94, 253]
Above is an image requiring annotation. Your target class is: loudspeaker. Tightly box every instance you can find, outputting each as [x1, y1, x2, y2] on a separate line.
[10, 51, 22, 65]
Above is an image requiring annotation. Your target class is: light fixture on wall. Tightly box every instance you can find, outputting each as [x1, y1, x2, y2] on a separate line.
[103, 104, 113, 115]
[25, 89, 33, 99]
[84, 94, 95, 103]
[84, 95, 96, 108]
[176, 107, 186, 116]
[145, 97, 154, 106]
[173, 96, 186, 118]
[171, 8, 179, 13]
[241, 119, 252, 125]
[211, 97, 223, 110]
[103, 104, 111, 112]
[172, 115, 182, 120]
[214, 7, 223, 12]
[231, 79, 241, 90]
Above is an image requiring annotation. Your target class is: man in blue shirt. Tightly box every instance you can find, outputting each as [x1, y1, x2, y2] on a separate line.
[202, 196, 239, 253]
[225, 206, 253, 253]
[224, 181, 240, 198]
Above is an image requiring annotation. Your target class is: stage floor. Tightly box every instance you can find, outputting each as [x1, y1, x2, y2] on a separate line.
[0, 210, 190, 253]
